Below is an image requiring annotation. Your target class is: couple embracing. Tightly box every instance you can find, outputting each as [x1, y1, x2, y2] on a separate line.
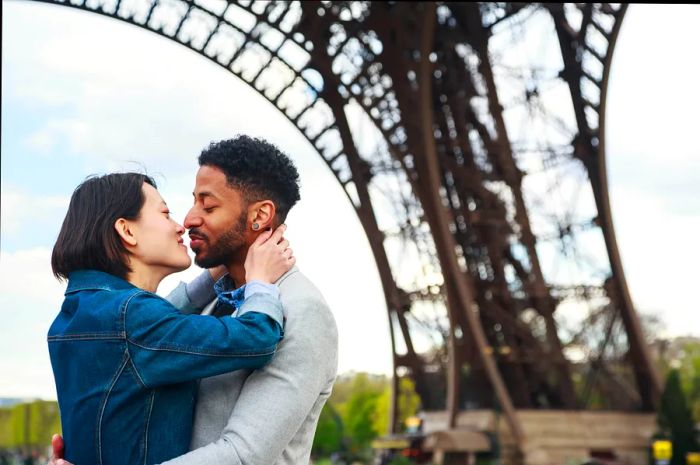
[47, 136, 338, 465]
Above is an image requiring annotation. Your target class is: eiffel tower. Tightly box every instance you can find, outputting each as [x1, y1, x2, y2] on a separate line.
[26, 2, 660, 462]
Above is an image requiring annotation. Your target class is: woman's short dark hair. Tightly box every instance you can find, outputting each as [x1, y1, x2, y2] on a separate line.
[51, 172, 156, 281]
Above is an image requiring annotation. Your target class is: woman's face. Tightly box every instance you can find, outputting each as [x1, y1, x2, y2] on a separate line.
[130, 183, 192, 274]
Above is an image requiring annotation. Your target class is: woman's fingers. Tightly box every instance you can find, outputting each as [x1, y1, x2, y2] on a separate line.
[251, 224, 286, 249]
[251, 227, 273, 247]
[268, 224, 286, 244]
[244, 225, 294, 283]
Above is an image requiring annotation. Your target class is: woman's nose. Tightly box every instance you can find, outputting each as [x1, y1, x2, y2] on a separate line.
[176, 223, 185, 235]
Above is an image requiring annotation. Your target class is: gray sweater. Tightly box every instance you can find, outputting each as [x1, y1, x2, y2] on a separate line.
[163, 267, 338, 465]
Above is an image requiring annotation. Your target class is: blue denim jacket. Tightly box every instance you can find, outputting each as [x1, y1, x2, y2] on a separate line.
[47, 270, 283, 465]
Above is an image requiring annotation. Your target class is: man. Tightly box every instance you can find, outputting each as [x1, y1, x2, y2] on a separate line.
[52, 135, 338, 465]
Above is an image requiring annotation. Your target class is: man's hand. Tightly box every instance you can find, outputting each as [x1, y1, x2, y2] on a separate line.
[47, 434, 73, 465]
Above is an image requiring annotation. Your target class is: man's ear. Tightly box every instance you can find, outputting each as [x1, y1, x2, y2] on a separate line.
[249, 200, 277, 230]
[114, 218, 138, 247]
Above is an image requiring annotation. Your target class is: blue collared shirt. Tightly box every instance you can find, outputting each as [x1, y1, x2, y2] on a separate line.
[214, 276, 280, 313]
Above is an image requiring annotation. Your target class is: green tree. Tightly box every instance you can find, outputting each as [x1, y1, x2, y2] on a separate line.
[658, 369, 699, 465]
[337, 373, 387, 461]
[344, 378, 382, 449]
[0, 409, 11, 448]
[311, 372, 422, 462]
[373, 377, 421, 435]
[677, 342, 700, 423]
[312, 402, 343, 456]
[0, 400, 61, 449]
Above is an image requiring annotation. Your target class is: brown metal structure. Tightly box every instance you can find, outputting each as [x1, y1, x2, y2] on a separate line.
[27, 0, 661, 458]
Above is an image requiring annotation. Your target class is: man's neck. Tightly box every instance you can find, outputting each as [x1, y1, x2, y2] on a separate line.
[227, 262, 246, 287]
[226, 247, 248, 286]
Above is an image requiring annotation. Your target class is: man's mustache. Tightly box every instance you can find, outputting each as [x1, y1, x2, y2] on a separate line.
[188, 229, 208, 242]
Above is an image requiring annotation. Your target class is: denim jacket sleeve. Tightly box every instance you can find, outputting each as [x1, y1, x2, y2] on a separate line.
[124, 291, 283, 388]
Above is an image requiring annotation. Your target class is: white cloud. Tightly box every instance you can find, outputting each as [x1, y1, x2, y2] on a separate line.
[604, 4, 700, 337]
[0, 358, 58, 400]
[25, 119, 90, 155]
[0, 248, 63, 302]
[609, 186, 700, 336]
[6, 1, 323, 175]
[0, 248, 64, 399]
[607, 5, 700, 167]
[0, 186, 69, 237]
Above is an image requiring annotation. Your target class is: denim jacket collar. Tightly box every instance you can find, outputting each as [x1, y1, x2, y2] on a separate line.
[65, 270, 136, 295]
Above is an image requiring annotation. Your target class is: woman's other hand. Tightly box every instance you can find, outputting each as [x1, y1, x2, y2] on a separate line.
[244, 224, 295, 284]
[46, 433, 73, 465]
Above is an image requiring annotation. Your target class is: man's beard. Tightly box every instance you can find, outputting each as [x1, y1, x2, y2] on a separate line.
[192, 213, 247, 268]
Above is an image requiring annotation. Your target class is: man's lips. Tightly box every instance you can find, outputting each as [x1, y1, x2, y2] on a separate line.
[188, 234, 207, 249]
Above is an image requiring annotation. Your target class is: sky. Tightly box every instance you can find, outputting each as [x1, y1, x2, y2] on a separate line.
[1, 2, 699, 400]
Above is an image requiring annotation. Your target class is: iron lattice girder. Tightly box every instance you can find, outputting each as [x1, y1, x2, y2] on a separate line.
[28, 0, 662, 456]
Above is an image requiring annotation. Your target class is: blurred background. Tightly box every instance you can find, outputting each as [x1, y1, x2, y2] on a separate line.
[2, 2, 699, 464]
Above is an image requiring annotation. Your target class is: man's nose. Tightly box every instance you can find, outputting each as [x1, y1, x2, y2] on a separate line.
[183, 208, 201, 229]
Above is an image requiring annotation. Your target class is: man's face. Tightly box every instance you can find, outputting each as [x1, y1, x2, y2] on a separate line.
[184, 166, 248, 268]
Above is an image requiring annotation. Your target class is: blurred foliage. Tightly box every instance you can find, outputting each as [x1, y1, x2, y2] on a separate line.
[0, 400, 60, 449]
[673, 342, 700, 424]
[652, 340, 700, 465]
[0, 373, 418, 464]
[386, 455, 413, 465]
[658, 369, 699, 465]
[312, 373, 421, 462]
[657, 340, 700, 424]
[312, 401, 343, 456]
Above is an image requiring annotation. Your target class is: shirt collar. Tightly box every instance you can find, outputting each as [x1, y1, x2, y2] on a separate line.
[213, 267, 299, 310]
[214, 274, 246, 311]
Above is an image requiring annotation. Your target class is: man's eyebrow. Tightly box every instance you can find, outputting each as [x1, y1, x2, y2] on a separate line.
[193, 191, 218, 200]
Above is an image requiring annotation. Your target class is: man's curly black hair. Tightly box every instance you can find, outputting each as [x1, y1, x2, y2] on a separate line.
[199, 135, 301, 222]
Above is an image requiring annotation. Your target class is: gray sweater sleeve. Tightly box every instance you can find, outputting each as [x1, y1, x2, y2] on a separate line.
[165, 271, 217, 314]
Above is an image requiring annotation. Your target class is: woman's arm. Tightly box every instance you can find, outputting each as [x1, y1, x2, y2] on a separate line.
[125, 290, 283, 388]
[127, 226, 294, 387]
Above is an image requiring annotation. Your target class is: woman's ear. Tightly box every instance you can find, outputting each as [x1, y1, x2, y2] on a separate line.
[249, 200, 276, 231]
[114, 218, 138, 247]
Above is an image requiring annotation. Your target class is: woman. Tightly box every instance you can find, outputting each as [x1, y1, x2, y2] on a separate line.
[48, 172, 293, 465]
